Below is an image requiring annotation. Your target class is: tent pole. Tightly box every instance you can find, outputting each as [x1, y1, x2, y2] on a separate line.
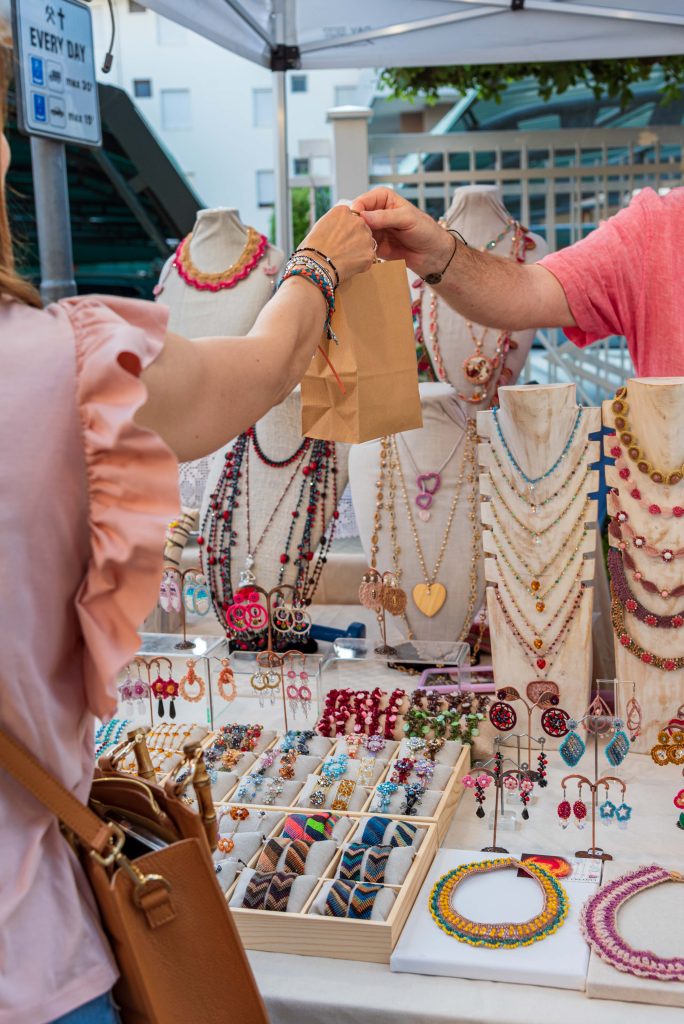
[273, 70, 291, 254]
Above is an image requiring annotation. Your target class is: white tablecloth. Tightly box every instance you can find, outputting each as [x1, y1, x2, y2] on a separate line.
[246, 753, 682, 1024]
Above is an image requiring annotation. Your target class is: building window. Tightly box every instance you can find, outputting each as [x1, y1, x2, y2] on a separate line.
[256, 170, 275, 208]
[157, 16, 187, 45]
[291, 75, 307, 94]
[128, 1, 146, 10]
[293, 157, 310, 176]
[334, 85, 358, 106]
[161, 89, 192, 130]
[133, 79, 152, 98]
[253, 88, 272, 128]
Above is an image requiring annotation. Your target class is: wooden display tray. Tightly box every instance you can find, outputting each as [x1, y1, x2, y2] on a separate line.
[225, 808, 440, 963]
[214, 741, 471, 844]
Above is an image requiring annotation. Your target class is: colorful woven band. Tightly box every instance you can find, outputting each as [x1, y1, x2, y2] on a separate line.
[360, 816, 389, 845]
[339, 843, 367, 881]
[391, 821, 419, 847]
[324, 880, 383, 920]
[364, 846, 392, 884]
[281, 812, 338, 842]
[256, 837, 310, 875]
[242, 871, 296, 912]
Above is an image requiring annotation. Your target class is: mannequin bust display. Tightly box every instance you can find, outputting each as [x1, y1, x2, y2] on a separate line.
[479, 384, 600, 718]
[415, 186, 547, 406]
[156, 207, 286, 510]
[604, 377, 684, 749]
[349, 383, 484, 644]
[200, 388, 350, 617]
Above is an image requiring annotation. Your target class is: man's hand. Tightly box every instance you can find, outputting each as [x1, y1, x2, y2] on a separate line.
[350, 187, 453, 278]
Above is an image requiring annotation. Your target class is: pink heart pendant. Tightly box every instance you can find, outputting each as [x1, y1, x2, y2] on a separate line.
[416, 491, 433, 511]
[417, 472, 441, 496]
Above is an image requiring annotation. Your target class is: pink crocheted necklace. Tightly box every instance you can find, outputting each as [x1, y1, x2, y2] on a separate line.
[581, 865, 684, 982]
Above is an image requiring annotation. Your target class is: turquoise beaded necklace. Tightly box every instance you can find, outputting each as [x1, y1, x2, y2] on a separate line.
[492, 405, 584, 488]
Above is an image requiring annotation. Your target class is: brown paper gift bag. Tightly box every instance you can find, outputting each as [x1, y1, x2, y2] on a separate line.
[301, 259, 423, 444]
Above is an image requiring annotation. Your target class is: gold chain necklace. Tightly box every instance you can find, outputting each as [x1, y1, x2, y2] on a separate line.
[392, 421, 476, 618]
[488, 475, 592, 544]
[497, 557, 585, 646]
[488, 498, 589, 577]
[489, 437, 592, 513]
[491, 525, 588, 604]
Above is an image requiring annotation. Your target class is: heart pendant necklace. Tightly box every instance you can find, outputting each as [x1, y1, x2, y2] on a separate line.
[392, 420, 477, 617]
[400, 432, 465, 523]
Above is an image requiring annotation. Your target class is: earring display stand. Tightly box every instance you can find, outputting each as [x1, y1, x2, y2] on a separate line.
[161, 565, 210, 651]
[469, 753, 540, 853]
[133, 633, 224, 728]
[494, 733, 547, 807]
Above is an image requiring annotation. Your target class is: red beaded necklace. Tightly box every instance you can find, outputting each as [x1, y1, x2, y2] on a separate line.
[608, 548, 684, 629]
[608, 495, 684, 563]
[618, 546, 684, 600]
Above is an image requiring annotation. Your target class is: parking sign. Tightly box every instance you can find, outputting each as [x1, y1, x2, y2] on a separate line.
[12, 0, 101, 146]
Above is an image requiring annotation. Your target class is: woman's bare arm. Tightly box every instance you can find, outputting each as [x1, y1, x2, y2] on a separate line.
[136, 207, 373, 461]
[351, 187, 575, 332]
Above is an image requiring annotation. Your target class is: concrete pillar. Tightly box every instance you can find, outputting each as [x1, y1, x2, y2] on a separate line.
[327, 106, 372, 203]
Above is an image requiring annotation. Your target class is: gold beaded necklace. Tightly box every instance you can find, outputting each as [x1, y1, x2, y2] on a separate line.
[612, 386, 684, 485]
[488, 498, 590, 578]
[488, 472, 592, 543]
[491, 525, 588, 605]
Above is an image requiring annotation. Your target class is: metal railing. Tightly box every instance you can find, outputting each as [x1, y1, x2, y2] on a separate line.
[365, 124, 679, 400]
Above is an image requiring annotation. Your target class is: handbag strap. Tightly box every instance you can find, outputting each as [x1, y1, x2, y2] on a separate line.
[0, 726, 116, 857]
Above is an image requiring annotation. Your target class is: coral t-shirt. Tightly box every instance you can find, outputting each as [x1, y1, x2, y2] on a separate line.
[540, 187, 684, 377]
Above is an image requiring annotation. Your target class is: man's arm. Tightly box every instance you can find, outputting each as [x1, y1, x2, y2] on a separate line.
[350, 188, 575, 331]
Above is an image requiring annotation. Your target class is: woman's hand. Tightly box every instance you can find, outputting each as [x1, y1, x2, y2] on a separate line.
[351, 187, 453, 278]
[299, 204, 375, 284]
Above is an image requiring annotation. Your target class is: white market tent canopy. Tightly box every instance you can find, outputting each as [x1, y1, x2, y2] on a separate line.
[140, 0, 684, 244]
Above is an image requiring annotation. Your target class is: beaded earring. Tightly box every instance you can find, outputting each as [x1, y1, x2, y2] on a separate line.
[159, 574, 171, 613]
[573, 799, 587, 830]
[358, 569, 384, 611]
[536, 750, 548, 788]
[540, 703, 571, 738]
[216, 659, 237, 703]
[179, 660, 206, 703]
[599, 799, 616, 825]
[559, 721, 586, 767]
[519, 777, 534, 820]
[489, 698, 517, 732]
[615, 802, 633, 829]
[182, 573, 197, 615]
[625, 683, 642, 742]
[380, 574, 408, 617]
[557, 787, 572, 829]
[297, 659, 312, 718]
[167, 574, 182, 614]
[192, 573, 211, 616]
[605, 726, 630, 767]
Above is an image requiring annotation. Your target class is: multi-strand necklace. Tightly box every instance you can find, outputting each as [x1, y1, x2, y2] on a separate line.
[612, 387, 684, 485]
[372, 420, 481, 643]
[415, 220, 533, 405]
[200, 428, 338, 648]
[173, 227, 271, 291]
[486, 403, 591, 676]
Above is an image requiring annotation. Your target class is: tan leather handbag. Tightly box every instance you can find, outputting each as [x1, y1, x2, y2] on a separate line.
[0, 727, 269, 1024]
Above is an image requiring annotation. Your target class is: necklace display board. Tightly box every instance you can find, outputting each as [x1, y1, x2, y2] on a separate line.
[156, 207, 285, 510]
[350, 383, 484, 644]
[414, 186, 547, 404]
[478, 385, 600, 715]
[604, 377, 684, 750]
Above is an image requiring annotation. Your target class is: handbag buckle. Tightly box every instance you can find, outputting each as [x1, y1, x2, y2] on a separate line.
[90, 821, 126, 867]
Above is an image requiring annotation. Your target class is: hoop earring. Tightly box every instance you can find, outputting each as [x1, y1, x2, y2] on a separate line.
[167, 574, 182, 614]
[626, 683, 642, 742]
[179, 659, 206, 703]
[216, 659, 236, 702]
[193, 573, 211, 616]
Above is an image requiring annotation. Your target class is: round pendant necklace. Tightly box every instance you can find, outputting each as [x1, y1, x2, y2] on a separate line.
[581, 865, 684, 981]
[398, 423, 466, 523]
[173, 227, 269, 291]
[430, 857, 568, 948]
[612, 387, 684, 485]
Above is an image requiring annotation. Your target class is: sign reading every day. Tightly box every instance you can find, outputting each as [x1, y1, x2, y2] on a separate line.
[12, 0, 101, 146]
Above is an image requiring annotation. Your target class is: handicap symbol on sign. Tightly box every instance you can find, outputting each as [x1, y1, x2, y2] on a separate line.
[32, 92, 47, 123]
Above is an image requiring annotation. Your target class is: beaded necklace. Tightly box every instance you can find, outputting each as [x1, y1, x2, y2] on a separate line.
[488, 476, 592, 546]
[609, 444, 684, 518]
[610, 594, 684, 672]
[488, 498, 589, 578]
[489, 437, 592, 514]
[608, 548, 684, 629]
[173, 228, 269, 292]
[612, 387, 684, 485]
[492, 405, 584, 490]
[581, 865, 684, 981]
[200, 429, 338, 648]
[608, 496, 684, 563]
[497, 557, 586, 634]
[618, 546, 684, 601]
[494, 584, 585, 677]
[489, 522, 588, 603]
[430, 857, 569, 948]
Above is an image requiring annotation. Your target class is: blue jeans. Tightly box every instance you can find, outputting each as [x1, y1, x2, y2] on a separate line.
[50, 992, 120, 1024]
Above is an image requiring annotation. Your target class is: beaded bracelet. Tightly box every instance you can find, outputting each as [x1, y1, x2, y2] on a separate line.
[294, 246, 340, 288]
[281, 261, 337, 341]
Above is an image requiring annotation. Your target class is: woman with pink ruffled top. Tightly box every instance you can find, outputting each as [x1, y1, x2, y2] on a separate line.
[0, 35, 375, 1024]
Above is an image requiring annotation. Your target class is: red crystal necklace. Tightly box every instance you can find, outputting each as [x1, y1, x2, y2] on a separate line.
[608, 548, 684, 629]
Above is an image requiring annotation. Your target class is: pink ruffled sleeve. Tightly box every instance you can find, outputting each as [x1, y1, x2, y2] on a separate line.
[60, 295, 180, 718]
